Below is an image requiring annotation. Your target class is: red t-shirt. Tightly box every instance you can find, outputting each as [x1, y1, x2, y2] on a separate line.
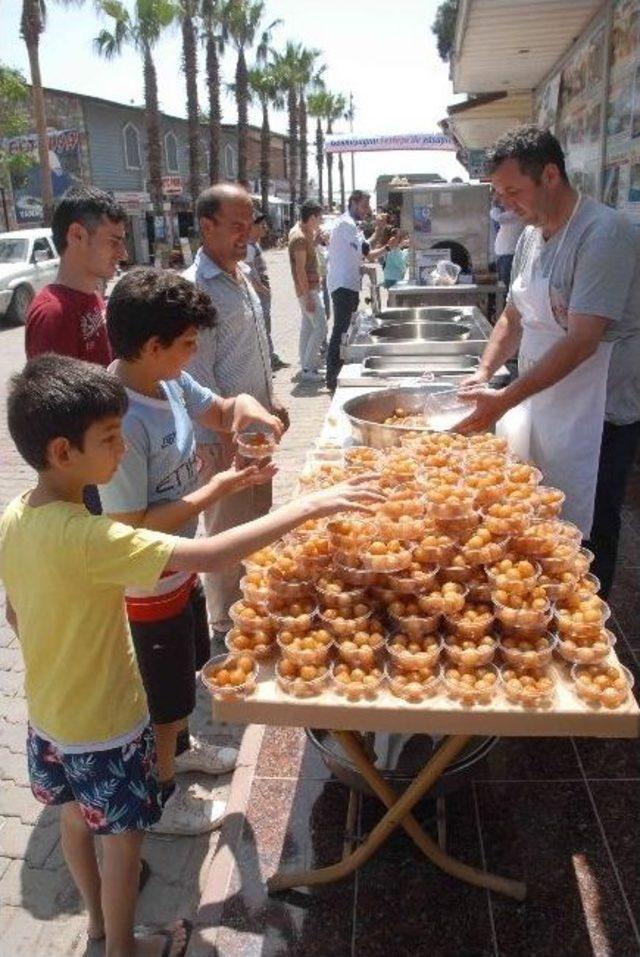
[25, 284, 112, 366]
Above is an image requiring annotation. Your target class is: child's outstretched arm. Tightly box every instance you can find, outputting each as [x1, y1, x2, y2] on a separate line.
[165, 475, 383, 575]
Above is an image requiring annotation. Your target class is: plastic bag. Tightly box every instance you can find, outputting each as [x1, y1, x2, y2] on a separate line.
[429, 260, 461, 286]
[423, 390, 474, 431]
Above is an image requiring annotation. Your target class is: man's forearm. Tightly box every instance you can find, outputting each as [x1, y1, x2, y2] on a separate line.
[503, 333, 599, 408]
[167, 497, 317, 574]
[478, 308, 522, 377]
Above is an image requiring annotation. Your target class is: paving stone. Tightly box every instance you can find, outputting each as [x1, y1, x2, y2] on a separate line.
[3, 697, 28, 725]
[0, 647, 24, 672]
[0, 816, 61, 867]
[0, 786, 43, 825]
[0, 858, 76, 919]
[1, 721, 27, 753]
[0, 670, 23, 696]
[0, 748, 30, 785]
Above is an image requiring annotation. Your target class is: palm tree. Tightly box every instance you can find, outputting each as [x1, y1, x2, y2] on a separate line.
[223, 0, 280, 187]
[296, 48, 324, 203]
[324, 92, 345, 211]
[178, 0, 201, 204]
[201, 0, 225, 183]
[20, 0, 55, 224]
[95, 0, 176, 216]
[307, 88, 330, 206]
[247, 64, 283, 215]
[270, 41, 306, 215]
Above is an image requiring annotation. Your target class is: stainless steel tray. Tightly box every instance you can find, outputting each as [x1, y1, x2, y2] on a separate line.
[374, 306, 466, 324]
[370, 321, 471, 342]
[362, 355, 479, 377]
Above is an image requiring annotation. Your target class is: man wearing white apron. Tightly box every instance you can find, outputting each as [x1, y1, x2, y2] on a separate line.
[457, 126, 640, 597]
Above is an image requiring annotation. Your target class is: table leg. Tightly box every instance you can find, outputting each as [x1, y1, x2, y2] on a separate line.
[337, 731, 526, 902]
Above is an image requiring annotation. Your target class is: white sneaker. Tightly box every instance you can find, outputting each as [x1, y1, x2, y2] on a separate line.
[300, 370, 324, 382]
[149, 784, 226, 835]
[174, 735, 238, 775]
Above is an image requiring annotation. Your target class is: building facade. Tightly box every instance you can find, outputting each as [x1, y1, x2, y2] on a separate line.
[445, 0, 640, 225]
[2, 86, 289, 260]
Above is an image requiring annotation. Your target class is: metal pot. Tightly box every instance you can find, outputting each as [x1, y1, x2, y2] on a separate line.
[375, 306, 466, 324]
[305, 729, 498, 799]
[341, 384, 455, 447]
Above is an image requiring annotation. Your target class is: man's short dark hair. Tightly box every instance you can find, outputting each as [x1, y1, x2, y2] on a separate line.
[485, 125, 569, 184]
[52, 186, 127, 253]
[348, 190, 370, 207]
[196, 183, 250, 222]
[107, 267, 216, 361]
[300, 200, 322, 223]
[8, 355, 128, 471]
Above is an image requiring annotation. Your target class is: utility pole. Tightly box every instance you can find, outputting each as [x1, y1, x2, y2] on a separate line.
[349, 91, 355, 191]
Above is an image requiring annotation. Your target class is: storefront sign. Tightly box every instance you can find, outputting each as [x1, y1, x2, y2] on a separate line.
[5, 128, 82, 224]
[162, 175, 183, 195]
[114, 191, 150, 211]
[324, 133, 455, 154]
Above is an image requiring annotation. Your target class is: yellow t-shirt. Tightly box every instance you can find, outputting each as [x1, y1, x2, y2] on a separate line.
[0, 495, 176, 748]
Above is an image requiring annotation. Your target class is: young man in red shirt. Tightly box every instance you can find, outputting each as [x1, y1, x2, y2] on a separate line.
[25, 186, 128, 365]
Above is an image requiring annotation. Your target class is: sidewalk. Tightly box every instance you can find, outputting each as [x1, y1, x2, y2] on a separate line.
[0, 250, 331, 955]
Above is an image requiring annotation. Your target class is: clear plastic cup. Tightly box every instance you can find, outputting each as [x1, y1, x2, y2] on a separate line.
[236, 430, 277, 460]
[538, 570, 578, 602]
[443, 663, 498, 704]
[444, 604, 495, 640]
[201, 653, 258, 699]
[493, 595, 553, 632]
[465, 472, 507, 509]
[460, 535, 509, 566]
[327, 518, 373, 554]
[555, 599, 611, 641]
[443, 632, 497, 667]
[500, 665, 556, 708]
[224, 627, 275, 661]
[385, 563, 440, 594]
[556, 627, 616, 664]
[343, 445, 382, 470]
[276, 660, 330, 698]
[423, 390, 471, 431]
[534, 487, 566, 519]
[412, 535, 457, 566]
[315, 578, 366, 609]
[332, 662, 385, 701]
[335, 629, 386, 668]
[266, 571, 314, 601]
[239, 573, 271, 607]
[438, 561, 475, 585]
[276, 631, 333, 667]
[335, 554, 379, 587]
[361, 543, 413, 573]
[387, 610, 441, 638]
[571, 663, 633, 709]
[229, 600, 273, 633]
[498, 631, 557, 669]
[425, 491, 477, 522]
[539, 543, 582, 576]
[376, 514, 428, 542]
[386, 631, 443, 669]
[269, 603, 318, 634]
[506, 464, 543, 486]
[485, 559, 541, 596]
[318, 607, 372, 638]
[482, 503, 534, 537]
[387, 663, 442, 703]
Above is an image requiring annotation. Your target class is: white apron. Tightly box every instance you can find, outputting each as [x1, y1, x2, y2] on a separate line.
[504, 195, 613, 537]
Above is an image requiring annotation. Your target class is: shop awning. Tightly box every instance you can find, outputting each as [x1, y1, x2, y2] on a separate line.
[452, 0, 604, 93]
[443, 91, 533, 150]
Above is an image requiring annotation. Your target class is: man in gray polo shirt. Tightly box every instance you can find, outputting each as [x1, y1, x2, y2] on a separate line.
[186, 184, 290, 634]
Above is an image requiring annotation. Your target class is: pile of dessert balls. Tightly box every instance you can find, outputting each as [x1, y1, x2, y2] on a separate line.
[203, 430, 632, 710]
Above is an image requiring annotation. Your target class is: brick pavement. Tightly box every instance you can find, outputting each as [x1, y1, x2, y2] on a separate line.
[0, 249, 330, 955]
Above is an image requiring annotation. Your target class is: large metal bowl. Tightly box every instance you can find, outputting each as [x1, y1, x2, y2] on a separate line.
[375, 306, 466, 324]
[341, 384, 455, 447]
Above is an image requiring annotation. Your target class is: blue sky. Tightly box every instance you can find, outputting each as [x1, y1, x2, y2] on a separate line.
[2, 0, 467, 193]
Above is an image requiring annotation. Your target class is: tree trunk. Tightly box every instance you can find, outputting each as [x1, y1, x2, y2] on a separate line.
[299, 91, 307, 202]
[338, 153, 345, 212]
[326, 117, 334, 209]
[206, 32, 222, 183]
[287, 86, 298, 217]
[235, 47, 249, 186]
[21, 0, 53, 225]
[315, 117, 323, 206]
[260, 97, 270, 216]
[143, 48, 164, 215]
[181, 12, 200, 204]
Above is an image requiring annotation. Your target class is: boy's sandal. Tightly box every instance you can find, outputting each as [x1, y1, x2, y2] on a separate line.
[148, 919, 193, 957]
[138, 857, 151, 893]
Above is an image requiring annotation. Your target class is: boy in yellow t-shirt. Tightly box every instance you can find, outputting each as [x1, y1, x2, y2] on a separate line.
[0, 354, 381, 957]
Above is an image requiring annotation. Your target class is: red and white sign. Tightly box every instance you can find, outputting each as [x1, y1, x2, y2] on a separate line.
[162, 176, 183, 195]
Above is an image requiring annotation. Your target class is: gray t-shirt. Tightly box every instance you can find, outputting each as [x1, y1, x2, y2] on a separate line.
[99, 371, 215, 539]
[508, 195, 640, 425]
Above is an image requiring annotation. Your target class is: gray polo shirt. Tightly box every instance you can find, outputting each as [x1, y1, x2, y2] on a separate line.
[185, 248, 273, 444]
[508, 196, 640, 425]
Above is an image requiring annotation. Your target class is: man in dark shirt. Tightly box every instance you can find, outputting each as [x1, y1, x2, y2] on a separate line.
[26, 186, 128, 365]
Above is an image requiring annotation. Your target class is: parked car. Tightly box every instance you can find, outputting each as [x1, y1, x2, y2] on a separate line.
[0, 228, 60, 324]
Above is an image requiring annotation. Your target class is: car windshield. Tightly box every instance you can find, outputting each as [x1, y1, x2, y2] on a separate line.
[0, 239, 29, 263]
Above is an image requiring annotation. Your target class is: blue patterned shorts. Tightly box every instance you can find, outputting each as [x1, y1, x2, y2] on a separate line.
[26, 724, 162, 834]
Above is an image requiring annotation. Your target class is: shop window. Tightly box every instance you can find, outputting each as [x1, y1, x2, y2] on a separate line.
[165, 131, 179, 173]
[123, 123, 142, 170]
[224, 143, 237, 178]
